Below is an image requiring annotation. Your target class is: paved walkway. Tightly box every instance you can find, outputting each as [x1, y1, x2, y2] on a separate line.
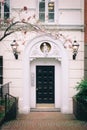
[1, 112, 87, 130]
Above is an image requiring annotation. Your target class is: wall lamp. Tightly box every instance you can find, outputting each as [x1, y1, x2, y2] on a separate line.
[72, 40, 79, 60]
[11, 40, 20, 59]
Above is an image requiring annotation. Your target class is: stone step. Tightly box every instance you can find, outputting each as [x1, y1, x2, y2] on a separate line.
[30, 108, 60, 112]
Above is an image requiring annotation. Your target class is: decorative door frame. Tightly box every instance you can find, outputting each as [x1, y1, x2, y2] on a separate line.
[22, 34, 69, 113]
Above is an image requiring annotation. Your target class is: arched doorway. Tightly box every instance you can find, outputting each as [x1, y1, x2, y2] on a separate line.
[22, 34, 69, 113]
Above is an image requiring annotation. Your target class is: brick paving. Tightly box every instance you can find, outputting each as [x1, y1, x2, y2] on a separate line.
[1, 112, 87, 130]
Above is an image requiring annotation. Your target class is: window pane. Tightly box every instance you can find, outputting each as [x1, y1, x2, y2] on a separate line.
[39, 2, 45, 12]
[4, 0, 10, 19]
[39, 13, 45, 22]
[48, 2, 54, 12]
[48, 2, 54, 22]
[39, 0, 45, 22]
[48, 13, 54, 22]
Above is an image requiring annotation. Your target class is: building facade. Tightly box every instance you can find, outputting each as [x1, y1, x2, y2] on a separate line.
[0, 0, 84, 113]
[84, 0, 87, 79]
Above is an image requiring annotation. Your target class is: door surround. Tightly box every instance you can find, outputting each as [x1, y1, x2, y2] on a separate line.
[22, 34, 69, 113]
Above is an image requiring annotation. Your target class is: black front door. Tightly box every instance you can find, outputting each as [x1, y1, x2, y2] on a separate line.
[36, 66, 55, 104]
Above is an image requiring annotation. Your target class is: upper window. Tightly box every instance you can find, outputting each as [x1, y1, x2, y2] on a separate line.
[39, 0, 55, 23]
[0, 0, 10, 20]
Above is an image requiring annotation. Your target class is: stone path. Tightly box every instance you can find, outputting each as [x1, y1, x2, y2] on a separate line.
[1, 112, 87, 130]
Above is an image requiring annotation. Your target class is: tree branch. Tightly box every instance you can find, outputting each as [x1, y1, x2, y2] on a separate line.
[0, 21, 21, 41]
[0, 21, 43, 41]
[0, 31, 14, 41]
[4, 21, 20, 35]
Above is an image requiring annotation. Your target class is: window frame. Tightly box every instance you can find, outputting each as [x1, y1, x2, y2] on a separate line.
[37, 0, 58, 24]
[0, 0, 10, 20]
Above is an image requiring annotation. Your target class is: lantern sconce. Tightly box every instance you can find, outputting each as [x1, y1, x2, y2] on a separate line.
[10, 40, 20, 60]
[72, 40, 79, 60]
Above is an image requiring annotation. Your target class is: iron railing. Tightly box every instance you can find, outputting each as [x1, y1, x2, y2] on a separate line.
[0, 82, 11, 99]
[5, 93, 18, 121]
[0, 82, 18, 123]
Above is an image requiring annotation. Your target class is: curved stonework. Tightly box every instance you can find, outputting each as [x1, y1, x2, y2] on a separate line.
[22, 34, 69, 113]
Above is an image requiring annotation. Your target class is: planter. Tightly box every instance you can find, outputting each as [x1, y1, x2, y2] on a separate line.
[73, 97, 87, 121]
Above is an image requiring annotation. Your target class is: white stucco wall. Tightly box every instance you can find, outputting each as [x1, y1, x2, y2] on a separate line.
[0, 0, 84, 113]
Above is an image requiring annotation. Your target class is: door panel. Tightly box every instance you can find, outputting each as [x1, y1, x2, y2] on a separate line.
[36, 66, 55, 103]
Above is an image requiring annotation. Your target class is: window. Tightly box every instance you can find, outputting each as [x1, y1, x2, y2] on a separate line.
[48, 1, 54, 22]
[0, 0, 10, 20]
[39, 0, 45, 22]
[39, 0, 55, 23]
